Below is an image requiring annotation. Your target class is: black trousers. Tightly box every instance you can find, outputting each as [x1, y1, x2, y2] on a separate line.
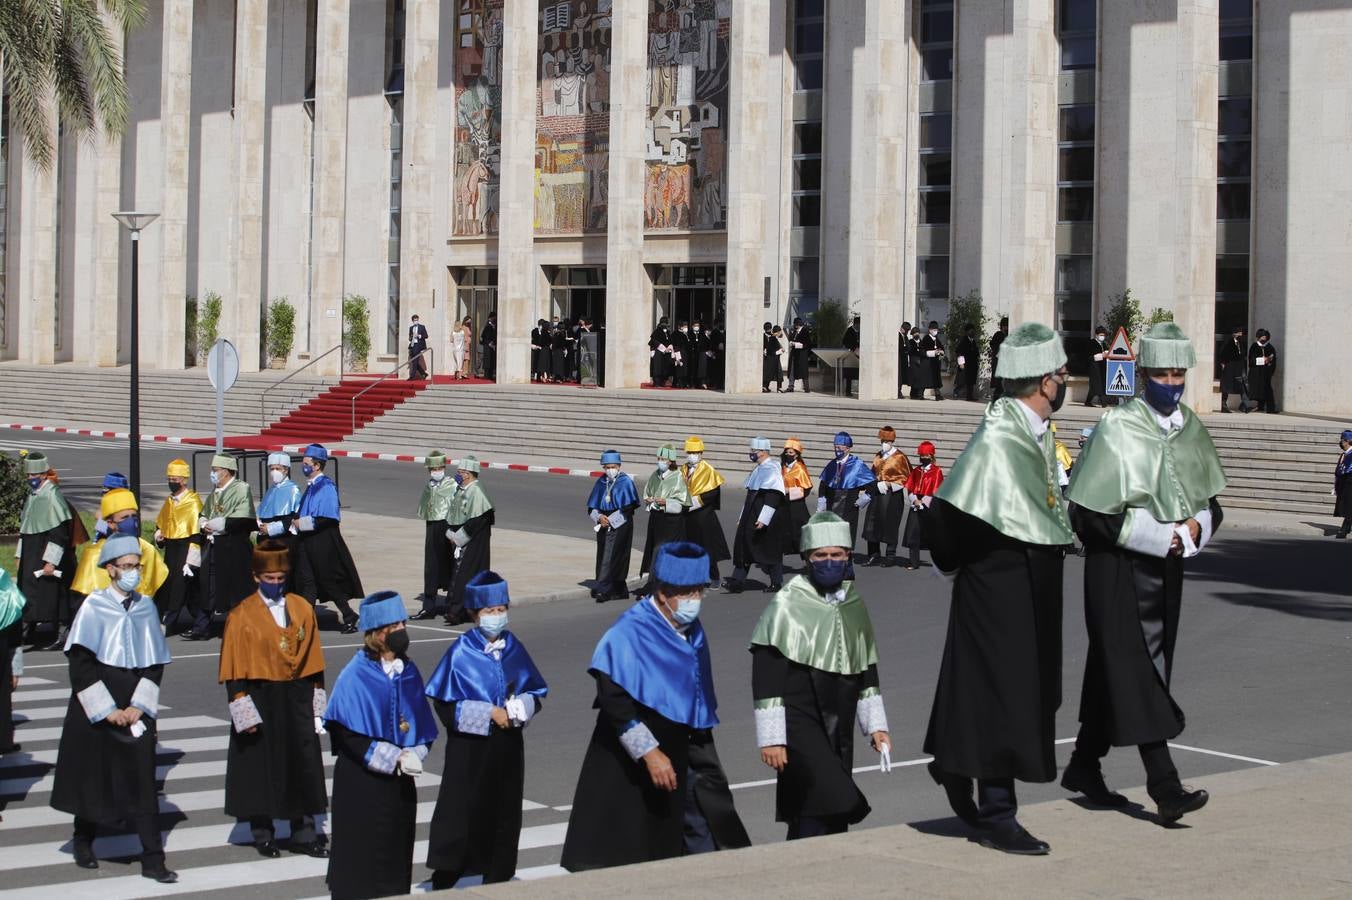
[976, 778, 1019, 831]
[1068, 719, 1181, 801]
[250, 815, 317, 845]
[865, 541, 897, 558]
[786, 814, 848, 841]
[731, 563, 782, 587]
[75, 814, 164, 865]
[1339, 516, 1352, 536]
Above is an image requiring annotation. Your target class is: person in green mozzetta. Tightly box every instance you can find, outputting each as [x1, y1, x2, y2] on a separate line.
[411, 450, 459, 621]
[1062, 322, 1227, 825]
[749, 511, 891, 841]
[443, 456, 494, 627]
[639, 443, 691, 585]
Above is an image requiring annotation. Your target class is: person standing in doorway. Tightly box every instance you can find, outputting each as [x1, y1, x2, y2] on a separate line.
[480, 312, 498, 381]
[1218, 324, 1250, 413]
[408, 314, 429, 380]
[786, 318, 814, 393]
[989, 316, 1010, 399]
[953, 324, 979, 401]
[1248, 329, 1278, 413]
[1085, 326, 1109, 407]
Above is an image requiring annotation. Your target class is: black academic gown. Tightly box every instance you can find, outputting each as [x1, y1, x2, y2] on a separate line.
[295, 517, 364, 607]
[224, 674, 328, 822]
[1087, 338, 1108, 401]
[326, 723, 419, 900]
[897, 332, 911, 390]
[922, 499, 1066, 783]
[751, 645, 875, 825]
[593, 501, 639, 601]
[641, 508, 687, 577]
[206, 518, 258, 616]
[426, 700, 527, 884]
[551, 330, 570, 382]
[50, 645, 164, 822]
[560, 673, 692, 872]
[733, 488, 787, 570]
[424, 521, 455, 601]
[670, 331, 691, 387]
[761, 332, 782, 388]
[787, 327, 814, 385]
[0, 621, 22, 747]
[649, 327, 674, 384]
[1219, 339, 1247, 395]
[1337, 456, 1352, 519]
[19, 524, 76, 624]
[480, 322, 498, 380]
[989, 330, 1008, 398]
[1069, 499, 1223, 746]
[907, 337, 927, 398]
[710, 328, 727, 390]
[1248, 341, 1277, 408]
[955, 336, 978, 397]
[448, 510, 494, 618]
[530, 327, 544, 379]
[684, 486, 732, 574]
[689, 330, 712, 385]
[920, 334, 945, 391]
[860, 480, 905, 549]
[154, 534, 203, 619]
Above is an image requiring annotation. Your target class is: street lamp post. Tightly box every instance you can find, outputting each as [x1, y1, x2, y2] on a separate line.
[112, 212, 160, 502]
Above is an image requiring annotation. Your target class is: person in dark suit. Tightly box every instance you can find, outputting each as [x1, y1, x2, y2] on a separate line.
[761, 323, 783, 393]
[953, 324, 978, 401]
[407, 315, 429, 380]
[480, 312, 498, 381]
[989, 317, 1009, 399]
[1084, 326, 1109, 407]
[689, 321, 713, 389]
[1248, 329, 1278, 413]
[530, 319, 547, 382]
[906, 326, 926, 399]
[897, 321, 912, 399]
[672, 322, 692, 388]
[841, 316, 861, 396]
[649, 318, 675, 387]
[1218, 325, 1249, 413]
[919, 321, 945, 402]
[786, 318, 814, 393]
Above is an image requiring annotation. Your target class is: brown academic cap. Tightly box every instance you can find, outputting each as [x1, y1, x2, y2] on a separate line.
[252, 539, 291, 575]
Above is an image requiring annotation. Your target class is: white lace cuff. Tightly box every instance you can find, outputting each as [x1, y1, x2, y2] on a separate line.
[456, 699, 494, 735]
[410, 743, 429, 762]
[1194, 507, 1214, 552]
[589, 509, 602, 524]
[755, 504, 776, 526]
[42, 542, 65, 565]
[608, 510, 627, 529]
[130, 678, 160, 717]
[754, 703, 787, 748]
[856, 692, 889, 736]
[312, 687, 328, 718]
[229, 695, 263, 732]
[366, 740, 402, 774]
[1118, 508, 1175, 557]
[78, 681, 117, 722]
[11, 646, 22, 677]
[618, 722, 659, 761]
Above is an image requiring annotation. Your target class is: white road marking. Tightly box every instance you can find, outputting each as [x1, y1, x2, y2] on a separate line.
[14, 716, 227, 745]
[10, 688, 78, 703]
[0, 735, 228, 770]
[1167, 742, 1279, 767]
[19, 634, 459, 669]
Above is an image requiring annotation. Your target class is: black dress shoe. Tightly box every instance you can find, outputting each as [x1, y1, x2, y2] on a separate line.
[288, 840, 329, 858]
[339, 621, 359, 634]
[0, 743, 20, 755]
[862, 555, 881, 567]
[72, 841, 98, 869]
[1061, 766, 1129, 808]
[409, 609, 438, 621]
[1335, 532, 1349, 540]
[979, 824, 1050, 856]
[182, 628, 212, 641]
[255, 839, 281, 858]
[40, 630, 68, 651]
[927, 761, 979, 826]
[141, 863, 178, 883]
[722, 578, 745, 594]
[1156, 787, 1209, 823]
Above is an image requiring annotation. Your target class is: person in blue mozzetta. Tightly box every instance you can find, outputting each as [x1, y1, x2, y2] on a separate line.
[561, 541, 748, 872]
[256, 451, 303, 589]
[293, 443, 364, 634]
[49, 534, 178, 883]
[424, 571, 548, 888]
[816, 431, 876, 553]
[586, 450, 640, 603]
[324, 590, 437, 900]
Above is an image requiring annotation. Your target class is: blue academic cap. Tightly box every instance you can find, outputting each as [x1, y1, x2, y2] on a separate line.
[358, 590, 407, 632]
[600, 449, 622, 466]
[1343, 430, 1352, 443]
[98, 534, 143, 565]
[652, 541, 711, 589]
[102, 472, 129, 491]
[833, 431, 853, 447]
[465, 570, 510, 610]
[303, 443, 330, 462]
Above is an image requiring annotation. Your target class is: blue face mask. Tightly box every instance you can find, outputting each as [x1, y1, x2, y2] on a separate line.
[478, 611, 509, 638]
[1144, 377, 1186, 414]
[809, 558, 851, 591]
[453, 472, 464, 486]
[115, 516, 140, 536]
[748, 450, 760, 462]
[301, 464, 315, 477]
[672, 596, 702, 625]
[833, 448, 847, 460]
[259, 581, 286, 601]
[27, 477, 43, 491]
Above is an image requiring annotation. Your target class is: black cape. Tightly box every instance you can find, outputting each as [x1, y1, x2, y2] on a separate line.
[224, 677, 328, 821]
[922, 499, 1065, 782]
[684, 487, 731, 571]
[448, 511, 493, 616]
[295, 518, 364, 607]
[19, 525, 76, 623]
[640, 510, 686, 576]
[1218, 339, 1247, 393]
[206, 521, 258, 615]
[326, 723, 419, 900]
[733, 489, 787, 569]
[861, 487, 904, 547]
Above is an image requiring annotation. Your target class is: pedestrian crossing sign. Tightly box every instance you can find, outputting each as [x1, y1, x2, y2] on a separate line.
[1106, 359, 1135, 396]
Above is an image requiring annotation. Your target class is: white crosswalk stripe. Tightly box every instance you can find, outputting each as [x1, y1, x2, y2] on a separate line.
[0, 677, 575, 896]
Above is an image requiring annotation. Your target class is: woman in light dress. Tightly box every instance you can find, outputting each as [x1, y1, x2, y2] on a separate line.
[451, 318, 471, 379]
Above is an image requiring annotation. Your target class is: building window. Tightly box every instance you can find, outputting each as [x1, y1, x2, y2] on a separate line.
[1219, 0, 1253, 63]
[1056, 255, 1093, 341]
[1057, 105, 1094, 223]
[791, 0, 824, 92]
[918, 0, 954, 83]
[916, 255, 950, 323]
[918, 112, 951, 226]
[1057, 0, 1096, 71]
[1217, 97, 1251, 221]
[792, 122, 821, 227]
[386, 94, 403, 355]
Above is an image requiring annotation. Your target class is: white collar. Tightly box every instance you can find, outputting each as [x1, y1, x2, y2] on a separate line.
[263, 592, 287, 607]
[381, 657, 404, 677]
[1150, 405, 1185, 432]
[879, 447, 895, 458]
[1016, 399, 1050, 438]
[483, 638, 506, 655]
[822, 588, 847, 606]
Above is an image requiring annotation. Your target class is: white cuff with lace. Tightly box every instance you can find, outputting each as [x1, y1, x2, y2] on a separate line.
[456, 699, 495, 735]
[130, 678, 160, 717]
[856, 692, 889, 736]
[618, 722, 659, 761]
[78, 681, 117, 723]
[229, 695, 263, 732]
[754, 703, 787, 747]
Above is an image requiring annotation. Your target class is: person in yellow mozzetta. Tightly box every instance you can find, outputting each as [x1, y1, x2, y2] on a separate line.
[681, 437, 731, 583]
[72, 488, 169, 608]
[153, 459, 204, 634]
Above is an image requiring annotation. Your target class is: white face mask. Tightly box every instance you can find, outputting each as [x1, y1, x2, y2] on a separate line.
[604, 467, 620, 480]
[115, 568, 141, 593]
[209, 470, 221, 486]
[929, 329, 938, 337]
[686, 453, 701, 465]
[880, 442, 893, 453]
[270, 469, 287, 485]
[657, 460, 668, 472]
[692, 326, 700, 332]
[429, 469, 446, 482]
[679, 327, 688, 334]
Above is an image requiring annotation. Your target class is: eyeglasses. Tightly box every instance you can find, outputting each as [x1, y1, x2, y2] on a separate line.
[110, 562, 141, 573]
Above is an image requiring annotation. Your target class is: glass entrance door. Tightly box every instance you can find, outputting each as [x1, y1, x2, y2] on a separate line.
[454, 267, 497, 377]
[653, 265, 725, 328]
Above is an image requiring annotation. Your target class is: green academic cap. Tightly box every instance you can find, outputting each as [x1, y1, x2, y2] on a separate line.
[425, 450, 447, 468]
[994, 322, 1067, 379]
[210, 454, 238, 471]
[1137, 321, 1197, 370]
[657, 443, 681, 462]
[800, 511, 853, 553]
[24, 452, 50, 475]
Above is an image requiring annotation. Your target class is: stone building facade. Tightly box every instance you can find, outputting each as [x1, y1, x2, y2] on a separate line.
[0, 0, 1348, 413]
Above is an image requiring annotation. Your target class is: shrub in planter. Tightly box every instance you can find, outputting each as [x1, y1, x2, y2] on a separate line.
[343, 294, 371, 373]
[196, 291, 223, 364]
[266, 297, 297, 368]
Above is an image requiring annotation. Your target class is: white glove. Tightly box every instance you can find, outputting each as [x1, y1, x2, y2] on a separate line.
[879, 742, 893, 773]
[815, 496, 827, 513]
[265, 520, 284, 537]
[314, 716, 327, 735]
[398, 749, 423, 776]
[206, 517, 226, 533]
[297, 516, 315, 532]
[855, 493, 872, 508]
[182, 564, 194, 577]
[505, 695, 534, 727]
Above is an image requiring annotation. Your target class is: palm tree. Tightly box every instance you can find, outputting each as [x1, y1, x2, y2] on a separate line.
[0, 0, 145, 172]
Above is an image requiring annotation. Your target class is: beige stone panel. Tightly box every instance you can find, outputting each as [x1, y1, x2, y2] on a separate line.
[311, 0, 350, 375]
[232, 0, 268, 372]
[400, 0, 440, 370]
[155, 0, 193, 371]
[189, 5, 239, 340]
[724, 0, 770, 394]
[494, 0, 537, 384]
[14, 124, 58, 365]
[88, 125, 124, 368]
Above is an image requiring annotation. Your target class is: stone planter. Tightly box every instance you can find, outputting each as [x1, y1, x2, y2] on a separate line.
[269, 356, 288, 370]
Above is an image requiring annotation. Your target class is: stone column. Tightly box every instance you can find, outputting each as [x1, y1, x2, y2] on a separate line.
[852, 0, 909, 402]
[156, 0, 193, 371]
[603, 0, 648, 389]
[232, 0, 268, 372]
[78, 11, 125, 368]
[400, 0, 439, 372]
[494, 0, 537, 385]
[15, 125, 58, 365]
[723, 0, 771, 394]
[311, 0, 350, 376]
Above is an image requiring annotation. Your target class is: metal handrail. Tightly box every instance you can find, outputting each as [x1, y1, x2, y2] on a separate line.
[259, 343, 343, 429]
[350, 348, 433, 434]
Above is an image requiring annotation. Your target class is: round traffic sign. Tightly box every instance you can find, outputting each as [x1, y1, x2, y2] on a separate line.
[206, 339, 240, 392]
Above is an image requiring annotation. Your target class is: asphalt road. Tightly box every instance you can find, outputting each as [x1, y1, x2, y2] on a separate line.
[2, 431, 1350, 896]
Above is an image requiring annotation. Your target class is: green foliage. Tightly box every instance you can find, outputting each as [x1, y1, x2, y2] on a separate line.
[265, 296, 297, 360]
[1105, 289, 1145, 347]
[196, 291, 223, 363]
[343, 294, 371, 366]
[0, 453, 29, 535]
[184, 295, 198, 366]
[1147, 307, 1175, 327]
[809, 298, 849, 348]
[943, 290, 991, 377]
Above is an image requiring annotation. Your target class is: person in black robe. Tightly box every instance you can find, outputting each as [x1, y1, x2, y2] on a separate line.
[16, 452, 83, 650]
[710, 324, 727, 390]
[190, 454, 257, 640]
[49, 535, 178, 882]
[588, 452, 640, 602]
[424, 571, 549, 888]
[561, 542, 748, 872]
[1218, 325, 1250, 412]
[906, 327, 926, 399]
[550, 324, 571, 383]
[989, 317, 1009, 399]
[841, 316, 861, 396]
[954, 325, 979, 401]
[1084, 326, 1109, 407]
[530, 320, 546, 382]
[1, 569, 26, 754]
[723, 438, 787, 593]
[919, 320, 946, 401]
[668, 322, 689, 388]
[649, 318, 674, 386]
[1248, 329, 1278, 412]
[444, 457, 495, 626]
[1335, 431, 1352, 539]
[219, 541, 330, 858]
[896, 321, 912, 398]
[480, 312, 498, 381]
[292, 446, 364, 634]
[760, 323, 782, 393]
[324, 592, 437, 900]
[786, 318, 814, 393]
[689, 321, 713, 388]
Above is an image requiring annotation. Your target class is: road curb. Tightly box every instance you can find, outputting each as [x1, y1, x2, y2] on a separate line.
[510, 575, 649, 608]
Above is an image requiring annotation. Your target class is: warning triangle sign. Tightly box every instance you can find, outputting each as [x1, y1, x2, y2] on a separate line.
[1106, 327, 1134, 360]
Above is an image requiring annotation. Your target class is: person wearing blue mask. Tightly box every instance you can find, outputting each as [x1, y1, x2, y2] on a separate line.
[1063, 322, 1226, 826]
[50, 534, 178, 883]
[218, 541, 330, 860]
[586, 450, 641, 603]
[424, 571, 548, 888]
[91, 471, 130, 539]
[723, 437, 787, 593]
[293, 444, 364, 634]
[324, 591, 437, 899]
[17, 452, 84, 651]
[71, 489, 169, 619]
[815, 431, 876, 553]
[562, 542, 748, 872]
[192, 454, 257, 640]
[750, 511, 890, 841]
